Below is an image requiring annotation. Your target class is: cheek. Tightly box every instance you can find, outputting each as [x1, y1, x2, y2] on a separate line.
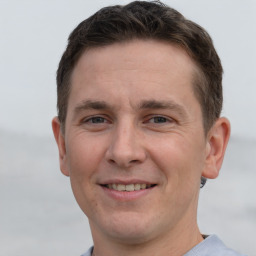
[149, 134, 205, 188]
[65, 135, 106, 216]
[66, 135, 105, 177]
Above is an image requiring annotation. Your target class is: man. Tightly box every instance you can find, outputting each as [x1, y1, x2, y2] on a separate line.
[52, 1, 245, 255]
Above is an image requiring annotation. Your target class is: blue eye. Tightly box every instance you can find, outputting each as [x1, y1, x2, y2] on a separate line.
[150, 116, 168, 123]
[87, 117, 106, 123]
[81, 115, 111, 131]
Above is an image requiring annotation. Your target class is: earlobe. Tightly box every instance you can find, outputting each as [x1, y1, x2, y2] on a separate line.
[52, 117, 70, 177]
[202, 117, 231, 179]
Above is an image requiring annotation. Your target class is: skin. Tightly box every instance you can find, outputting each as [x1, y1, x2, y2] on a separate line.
[52, 40, 230, 256]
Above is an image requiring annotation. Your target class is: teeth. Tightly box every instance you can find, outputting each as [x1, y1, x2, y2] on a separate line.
[106, 183, 152, 192]
[125, 184, 134, 191]
[134, 184, 141, 190]
[117, 184, 125, 191]
[141, 184, 146, 189]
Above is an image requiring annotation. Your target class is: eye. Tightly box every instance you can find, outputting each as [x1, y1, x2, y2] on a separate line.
[147, 116, 173, 124]
[82, 115, 110, 125]
[143, 115, 176, 131]
[81, 115, 111, 131]
[87, 116, 107, 124]
[149, 116, 168, 123]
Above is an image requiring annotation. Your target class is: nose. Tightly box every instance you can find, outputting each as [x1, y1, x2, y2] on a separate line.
[105, 122, 147, 168]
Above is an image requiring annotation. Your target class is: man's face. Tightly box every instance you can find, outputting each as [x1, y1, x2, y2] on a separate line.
[55, 40, 211, 243]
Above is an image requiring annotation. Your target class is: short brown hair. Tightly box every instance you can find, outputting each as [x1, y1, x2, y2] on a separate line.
[56, 0, 223, 132]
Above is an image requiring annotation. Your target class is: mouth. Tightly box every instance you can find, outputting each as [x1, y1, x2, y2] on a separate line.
[101, 183, 157, 192]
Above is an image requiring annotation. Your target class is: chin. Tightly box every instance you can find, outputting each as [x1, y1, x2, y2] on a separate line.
[92, 211, 158, 244]
[107, 226, 153, 245]
[76, 198, 154, 243]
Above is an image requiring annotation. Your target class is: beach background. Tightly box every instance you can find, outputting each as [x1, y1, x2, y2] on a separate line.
[0, 1, 255, 255]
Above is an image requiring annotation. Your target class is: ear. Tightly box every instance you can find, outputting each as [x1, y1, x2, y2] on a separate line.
[202, 117, 231, 179]
[52, 117, 70, 177]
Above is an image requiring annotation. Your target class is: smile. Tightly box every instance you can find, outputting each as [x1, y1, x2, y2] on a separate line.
[102, 184, 156, 192]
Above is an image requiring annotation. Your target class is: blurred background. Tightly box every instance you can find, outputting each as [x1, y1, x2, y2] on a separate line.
[0, 0, 255, 255]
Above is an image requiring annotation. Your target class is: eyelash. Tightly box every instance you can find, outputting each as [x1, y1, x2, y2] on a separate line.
[147, 116, 170, 124]
[83, 116, 109, 124]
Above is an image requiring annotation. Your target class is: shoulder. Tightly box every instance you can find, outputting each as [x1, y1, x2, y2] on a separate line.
[81, 246, 93, 256]
[184, 235, 246, 256]
[82, 236, 247, 256]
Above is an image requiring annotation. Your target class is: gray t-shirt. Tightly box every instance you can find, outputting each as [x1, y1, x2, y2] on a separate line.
[81, 235, 246, 256]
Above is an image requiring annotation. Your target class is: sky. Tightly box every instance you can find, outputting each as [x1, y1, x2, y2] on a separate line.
[0, 0, 256, 139]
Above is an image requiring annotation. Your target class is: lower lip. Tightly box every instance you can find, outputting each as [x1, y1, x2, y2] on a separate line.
[100, 186, 155, 201]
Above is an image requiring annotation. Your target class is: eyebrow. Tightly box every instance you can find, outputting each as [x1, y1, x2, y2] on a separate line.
[73, 99, 187, 118]
[138, 99, 188, 117]
[74, 100, 112, 115]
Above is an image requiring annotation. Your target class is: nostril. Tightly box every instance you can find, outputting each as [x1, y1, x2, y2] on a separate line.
[107, 158, 139, 166]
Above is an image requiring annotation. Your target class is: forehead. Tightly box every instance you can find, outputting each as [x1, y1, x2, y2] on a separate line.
[68, 39, 200, 112]
[72, 39, 197, 81]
